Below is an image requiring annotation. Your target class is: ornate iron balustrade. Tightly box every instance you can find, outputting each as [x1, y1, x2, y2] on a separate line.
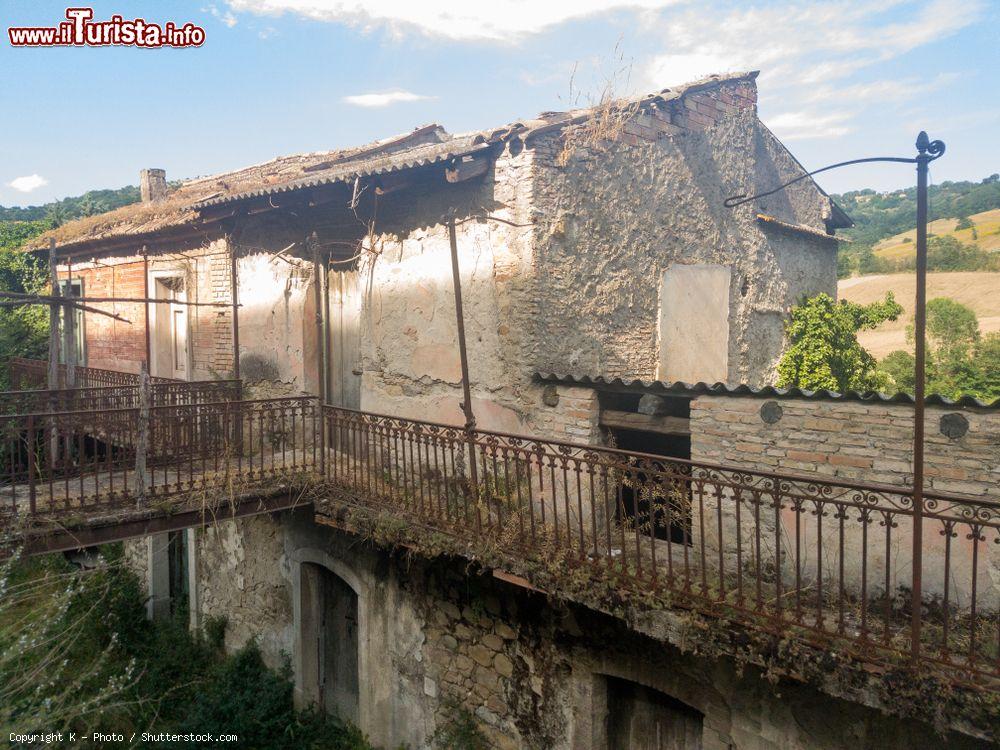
[319, 405, 1000, 687]
[8, 357, 179, 390]
[1, 396, 317, 519]
[0, 394, 996, 689]
[0, 380, 243, 415]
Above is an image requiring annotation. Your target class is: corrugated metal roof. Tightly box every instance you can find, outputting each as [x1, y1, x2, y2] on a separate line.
[192, 136, 492, 209]
[534, 372, 1000, 410]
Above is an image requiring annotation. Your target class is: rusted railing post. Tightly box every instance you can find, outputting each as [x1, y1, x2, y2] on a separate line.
[26, 414, 37, 516]
[133, 363, 151, 505]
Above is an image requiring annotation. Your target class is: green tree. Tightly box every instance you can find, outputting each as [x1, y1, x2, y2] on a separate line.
[971, 333, 1000, 400]
[881, 300, 1000, 401]
[917, 297, 980, 361]
[878, 350, 915, 394]
[0, 223, 51, 388]
[954, 215, 973, 231]
[777, 292, 902, 392]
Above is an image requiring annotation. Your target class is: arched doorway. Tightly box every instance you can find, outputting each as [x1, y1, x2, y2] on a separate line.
[299, 562, 360, 723]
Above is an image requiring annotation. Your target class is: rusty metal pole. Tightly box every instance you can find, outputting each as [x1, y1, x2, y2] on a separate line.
[720, 134, 944, 664]
[909, 131, 934, 659]
[143, 248, 152, 372]
[46, 239, 61, 389]
[230, 240, 241, 382]
[63, 255, 77, 388]
[310, 233, 327, 405]
[447, 216, 480, 497]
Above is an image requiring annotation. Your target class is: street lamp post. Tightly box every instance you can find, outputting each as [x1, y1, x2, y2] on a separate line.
[724, 131, 945, 659]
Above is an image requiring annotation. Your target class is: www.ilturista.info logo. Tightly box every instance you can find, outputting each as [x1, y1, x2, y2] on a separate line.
[8, 8, 205, 48]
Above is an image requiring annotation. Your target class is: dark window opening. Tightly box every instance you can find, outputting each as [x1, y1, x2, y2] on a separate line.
[609, 428, 692, 544]
[167, 530, 189, 615]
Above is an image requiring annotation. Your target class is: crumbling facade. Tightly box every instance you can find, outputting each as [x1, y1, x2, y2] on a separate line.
[23, 71, 997, 748]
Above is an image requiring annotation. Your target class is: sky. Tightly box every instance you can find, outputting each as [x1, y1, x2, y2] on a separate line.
[1, 0, 997, 208]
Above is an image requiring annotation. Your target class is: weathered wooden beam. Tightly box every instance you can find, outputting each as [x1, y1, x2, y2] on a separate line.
[0, 290, 236, 308]
[445, 155, 489, 183]
[599, 409, 691, 436]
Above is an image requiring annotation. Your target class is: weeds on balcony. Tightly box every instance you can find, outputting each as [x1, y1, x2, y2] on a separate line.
[313, 492, 999, 741]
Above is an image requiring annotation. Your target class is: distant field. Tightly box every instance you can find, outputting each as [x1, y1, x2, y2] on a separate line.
[873, 208, 1000, 261]
[838, 272, 1000, 358]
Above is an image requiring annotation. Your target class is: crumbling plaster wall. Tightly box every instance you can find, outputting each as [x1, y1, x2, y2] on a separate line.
[527, 109, 838, 387]
[231, 217, 322, 398]
[359, 150, 538, 434]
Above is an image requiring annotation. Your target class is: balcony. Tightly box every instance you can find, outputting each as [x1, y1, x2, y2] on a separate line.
[1, 360, 997, 693]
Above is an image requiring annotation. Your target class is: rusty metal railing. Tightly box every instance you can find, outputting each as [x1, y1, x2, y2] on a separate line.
[0, 380, 243, 415]
[319, 405, 1000, 687]
[8, 357, 179, 390]
[0, 393, 996, 688]
[0, 397, 318, 518]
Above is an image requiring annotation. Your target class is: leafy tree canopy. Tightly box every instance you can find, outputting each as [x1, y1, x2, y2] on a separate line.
[777, 292, 902, 393]
[882, 298, 1000, 402]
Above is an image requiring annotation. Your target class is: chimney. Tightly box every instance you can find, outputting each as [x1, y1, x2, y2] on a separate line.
[140, 168, 167, 203]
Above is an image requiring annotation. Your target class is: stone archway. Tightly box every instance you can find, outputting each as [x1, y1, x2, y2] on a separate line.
[291, 549, 367, 726]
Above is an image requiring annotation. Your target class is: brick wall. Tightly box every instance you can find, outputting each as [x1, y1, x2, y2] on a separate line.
[532, 384, 601, 444]
[690, 395, 1000, 498]
[61, 238, 234, 379]
[617, 79, 758, 146]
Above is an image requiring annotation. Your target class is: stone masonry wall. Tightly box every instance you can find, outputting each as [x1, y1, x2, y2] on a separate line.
[527, 77, 838, 387]
[129, 511, 990, 749]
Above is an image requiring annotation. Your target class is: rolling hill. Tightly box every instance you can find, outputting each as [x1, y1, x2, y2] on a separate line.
[872, 208, 1000, 262]
[838, 271, 1000, 358]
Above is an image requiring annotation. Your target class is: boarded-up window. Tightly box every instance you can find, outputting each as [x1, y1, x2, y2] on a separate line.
[657, 265, 730, 384]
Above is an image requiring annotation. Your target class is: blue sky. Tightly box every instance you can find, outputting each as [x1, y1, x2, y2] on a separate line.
[1, 0, 997, 207]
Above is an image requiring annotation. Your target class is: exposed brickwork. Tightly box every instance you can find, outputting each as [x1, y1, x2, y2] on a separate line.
[59, 238, 235, 379]
[617, 79, 758, 145]
[532, 385, 601, 443]
[691, 396, 1000, 497]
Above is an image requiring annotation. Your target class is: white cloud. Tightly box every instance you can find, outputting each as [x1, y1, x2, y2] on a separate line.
[7, 174, 48, 193]
[642, 0, 981, 143]
[766, 111, 855, 140]
[204, 4, 238, 27]
[224, 0, 683, 41]
[342, 90, 433, 107]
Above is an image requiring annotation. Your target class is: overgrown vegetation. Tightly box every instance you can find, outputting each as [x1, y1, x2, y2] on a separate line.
[777, 292, 1000, 400]
[0, 546, 374, 749]
[0, 222, 51, 389]
[317, 496, 999, 741]
[776, 292, 902, 392]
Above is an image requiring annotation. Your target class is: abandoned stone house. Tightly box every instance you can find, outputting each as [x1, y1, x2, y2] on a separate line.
[9, 70, 997, 748]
